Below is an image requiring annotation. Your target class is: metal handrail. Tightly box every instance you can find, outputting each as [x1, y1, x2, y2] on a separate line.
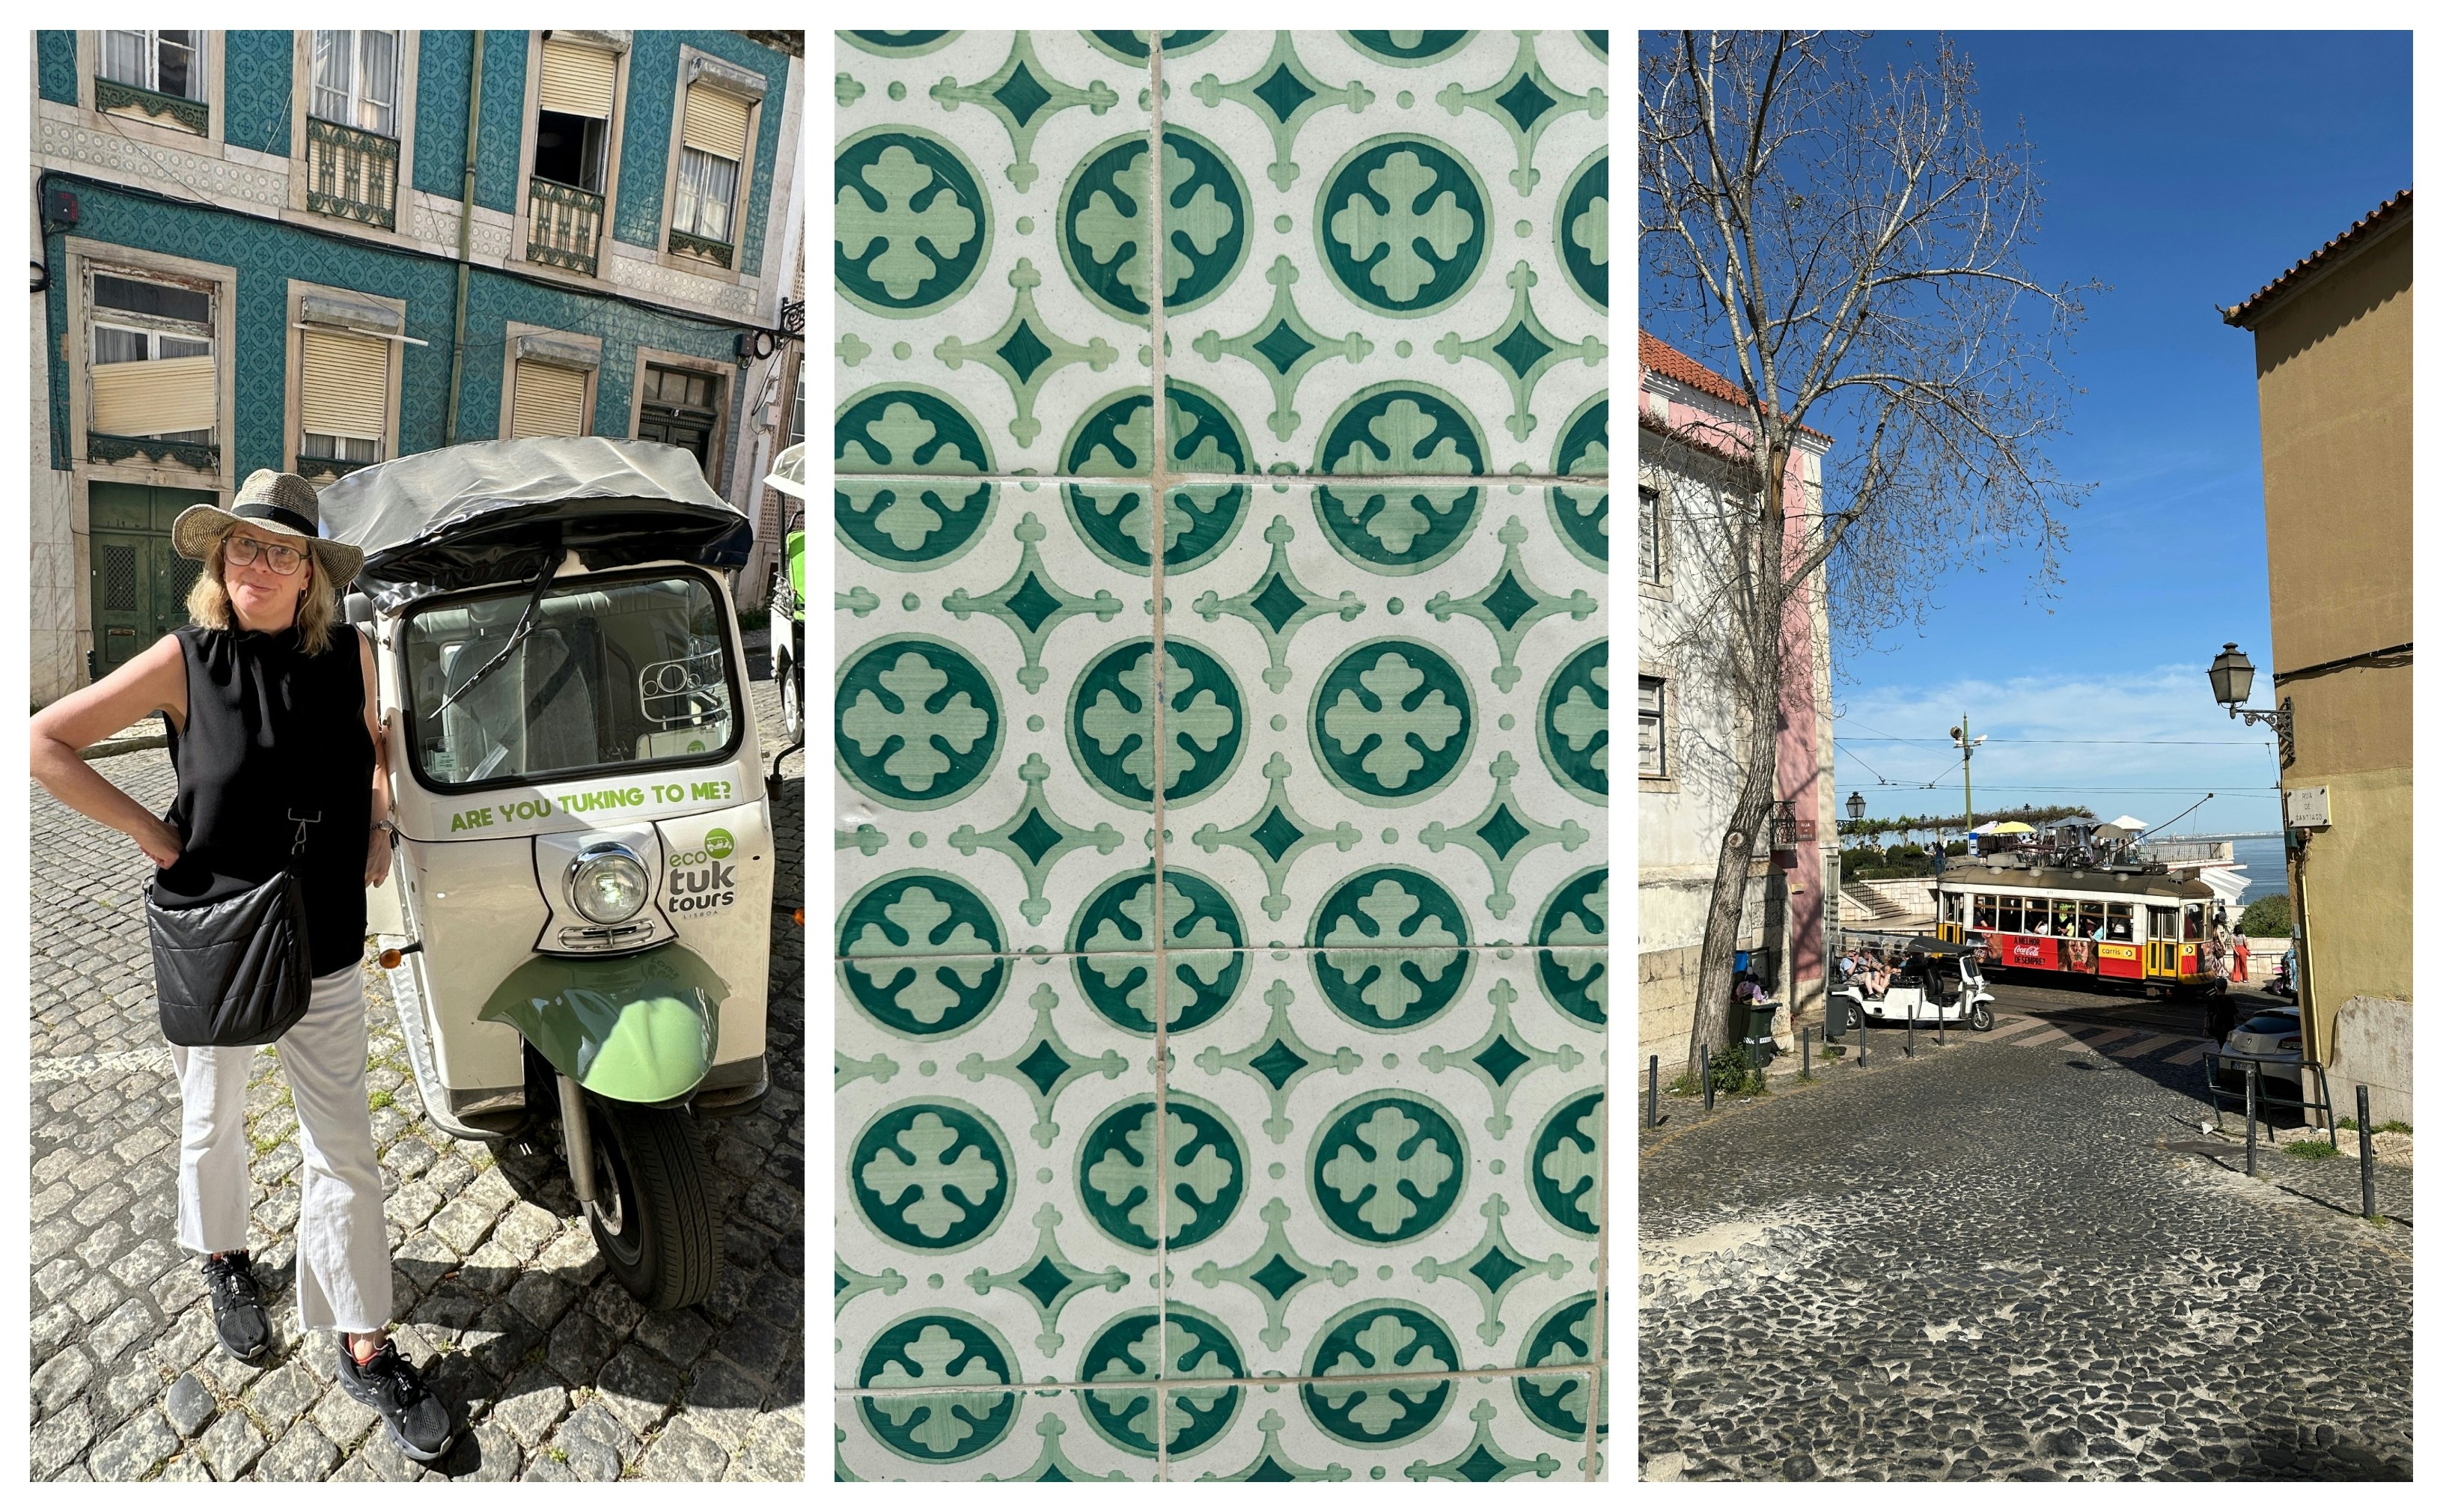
[306, 116, 400, 230]
[528, 176, 606, 276]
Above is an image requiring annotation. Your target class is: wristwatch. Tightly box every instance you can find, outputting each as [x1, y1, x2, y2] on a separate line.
[371, 819, 397, 841]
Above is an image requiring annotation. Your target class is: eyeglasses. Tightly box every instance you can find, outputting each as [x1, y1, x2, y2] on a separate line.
[225, 534, 308, 576]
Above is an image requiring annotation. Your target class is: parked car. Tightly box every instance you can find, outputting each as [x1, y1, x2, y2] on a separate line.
[2215, 1006, 2305, 1094]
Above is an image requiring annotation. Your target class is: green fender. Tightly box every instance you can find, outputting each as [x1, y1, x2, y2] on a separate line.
[478, 945, 731, 1103]
[784, 529, 805, 618]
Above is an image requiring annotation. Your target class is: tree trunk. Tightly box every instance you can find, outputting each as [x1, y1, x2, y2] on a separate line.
[1684, 699, 1782, 1082]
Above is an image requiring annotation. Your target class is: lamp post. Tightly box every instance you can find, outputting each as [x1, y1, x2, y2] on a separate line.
[1846, 791, 1866, 824]
[2209, 642, 2294, 765]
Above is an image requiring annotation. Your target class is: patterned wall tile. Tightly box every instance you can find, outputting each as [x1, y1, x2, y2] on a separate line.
[835, 32, 1159, 476]
[833, 481, 1159, 953]
[837, 1386, 1164, 1480]
[1163, 31, 1608, 477]
[1156, 484, 1606, 948]
[836, 954, 1159, 1388]
[1164, 1373, 1599, 1481]
[222, 31, 296, 156]
[1159, 948, 1604, 1375]
[37, 31, 79, 106]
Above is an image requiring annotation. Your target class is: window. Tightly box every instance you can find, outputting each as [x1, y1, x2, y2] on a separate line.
[299, 329, 389, 466]
[1638, 485, 1662, 585]
[1973, 896, 1995, 929]
[789, 362, 805, 446]
[637, 363, 723, 472]
[534, 37, 616, 192]
[89, 270, 215, 444]
[509, 360, 590, 439]
[2080, 900, 2106, 939]
[671, 81, 749, 254]
[103, 30, 204, 100]
[311, 31, 398, 136]
[2106, 903, 2133, 942]
[1637, 677, 1665, 776]
[1998, 897, 2023, 935]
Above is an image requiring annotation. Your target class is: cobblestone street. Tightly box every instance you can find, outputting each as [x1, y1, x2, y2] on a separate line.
[1638, 999, 2414, 1482]
[28, 674, 805, 1482]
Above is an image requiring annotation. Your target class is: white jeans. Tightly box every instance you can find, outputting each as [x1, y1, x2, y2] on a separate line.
[173, 966, 393, 1333]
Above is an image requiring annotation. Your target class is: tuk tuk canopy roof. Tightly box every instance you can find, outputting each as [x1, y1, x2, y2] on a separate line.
[763, 441, 807, 501]
[318, 438, 754, 606]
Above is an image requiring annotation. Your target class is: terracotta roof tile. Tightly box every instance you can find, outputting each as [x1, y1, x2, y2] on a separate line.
[2223, 188, 2412, 328]
[1639, 331, 1832, 443]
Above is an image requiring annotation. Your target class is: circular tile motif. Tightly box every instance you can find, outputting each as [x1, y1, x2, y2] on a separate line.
[835, 127, 993, 316]
[1070, 870, 1247, 1034]
[837, 384, 995, 474]
[1317, 136, 1489, 316]
[1529, 1089, 1603, 1237]
[1078, 1305, 1244, 1456]
[841, 31, 962, 56]
[1538, 638, 1609, 802]
[1085, 31, 1217, 61]
[835, 478, 996, 570]
[838, 873, 1009, 1036]
[1066, 637, 1245, 808]
[1311, 638, 1474, 803]
[1299, 1302, 1462, 1445]
[1061, 383, 1251, 574]
[835, 635, 1001, 809]
[1536, 869, 1608, 1029]
[1061, 128, 1249, 320]
[1515, 1294, 1605, 1438]
[851, 1100, 1013, 1251]
[1309, 1091, 1466, 1243]
[855, 1312, 1017, 1461]
[1549, 396, 1609, 567]
[1313, 385, 1486, 573]
[1557, 148, 1608, 311]
[1077, 1093, 1246, 1252]
[1342, 31, 1477, 64]
[1310, 868, 1471, 1031]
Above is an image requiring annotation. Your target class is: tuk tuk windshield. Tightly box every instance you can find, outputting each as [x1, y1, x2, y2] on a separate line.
[401, 570, 738, 789]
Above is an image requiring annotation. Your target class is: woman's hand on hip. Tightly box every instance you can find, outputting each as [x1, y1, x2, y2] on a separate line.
[137, 817, 184, 869]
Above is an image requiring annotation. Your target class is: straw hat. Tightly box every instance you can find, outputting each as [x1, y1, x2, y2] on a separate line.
[172, 469, 366, 585]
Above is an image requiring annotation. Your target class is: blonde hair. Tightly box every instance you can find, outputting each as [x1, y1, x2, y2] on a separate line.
[186, 530, 338, 656]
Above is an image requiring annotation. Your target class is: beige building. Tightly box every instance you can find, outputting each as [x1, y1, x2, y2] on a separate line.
[2222, 187, 2412, 1122]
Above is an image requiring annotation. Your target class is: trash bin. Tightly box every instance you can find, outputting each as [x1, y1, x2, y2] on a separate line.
[1742, 999, 1780, 1067]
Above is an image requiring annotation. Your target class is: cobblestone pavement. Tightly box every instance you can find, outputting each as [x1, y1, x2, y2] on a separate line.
[1638, 996, 2413, 1482]
[30, 677, 805, 1482]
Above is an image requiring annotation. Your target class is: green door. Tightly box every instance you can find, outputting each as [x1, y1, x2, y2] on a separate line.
[88, 482, 213, 680]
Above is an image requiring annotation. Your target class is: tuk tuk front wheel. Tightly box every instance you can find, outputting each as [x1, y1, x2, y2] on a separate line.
[1968, 1001, 1994, 1032]
[580, 1094, 719, 1311]
[778, 647, 804, 744]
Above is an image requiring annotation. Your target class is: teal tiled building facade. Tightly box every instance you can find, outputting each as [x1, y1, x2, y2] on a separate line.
[31, 29, 806, 701]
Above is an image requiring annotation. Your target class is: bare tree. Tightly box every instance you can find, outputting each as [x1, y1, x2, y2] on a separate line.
[1641, 31, 2096, 1078]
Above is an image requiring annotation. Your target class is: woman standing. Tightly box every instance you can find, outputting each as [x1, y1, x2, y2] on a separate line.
[30, 471, 454, 1464]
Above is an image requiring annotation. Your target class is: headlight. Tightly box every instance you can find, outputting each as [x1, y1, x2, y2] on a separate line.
[569, 847, 650, 924]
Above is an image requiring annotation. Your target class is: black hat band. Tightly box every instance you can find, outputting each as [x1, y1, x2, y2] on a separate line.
[232, 500, 318, 538]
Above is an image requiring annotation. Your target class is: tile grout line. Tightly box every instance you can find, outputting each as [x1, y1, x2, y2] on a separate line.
[1144, 31, 1171, 1483]
[1585, 1082, 1608, 1480]
[833, 942, 1611, 966]
[832, 1363, 1604, 1397]
[835, 472, 1614, 487]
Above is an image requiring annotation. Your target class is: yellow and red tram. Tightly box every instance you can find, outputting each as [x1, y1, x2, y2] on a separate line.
[1931, 861, 2225, 996]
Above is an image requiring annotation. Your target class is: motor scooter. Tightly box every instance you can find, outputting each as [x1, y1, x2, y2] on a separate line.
[761, 442, 806, 758]
[323, 438, 775, 1309]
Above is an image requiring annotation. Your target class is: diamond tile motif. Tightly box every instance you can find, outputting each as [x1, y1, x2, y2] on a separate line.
[837, 30, 1605, 1484]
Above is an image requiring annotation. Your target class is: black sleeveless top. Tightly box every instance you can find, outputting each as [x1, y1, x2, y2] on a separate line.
[159, 624, 375, 977]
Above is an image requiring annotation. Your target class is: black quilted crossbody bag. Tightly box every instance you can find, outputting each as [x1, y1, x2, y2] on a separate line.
[147, 823, 316, 1048]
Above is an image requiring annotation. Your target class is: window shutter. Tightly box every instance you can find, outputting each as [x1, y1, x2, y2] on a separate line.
[510, 359, 588, 438]
[680, 82, 750, 162]
[300, 329, 389, 441]
[540, 38, 617, 119]
[91, 354, 216, 436]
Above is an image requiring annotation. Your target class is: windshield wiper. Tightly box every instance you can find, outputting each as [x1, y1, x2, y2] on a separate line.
[430, 531, 564, 720]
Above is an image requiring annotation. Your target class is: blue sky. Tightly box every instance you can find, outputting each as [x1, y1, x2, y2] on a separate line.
[1647, 31, 2412, 837]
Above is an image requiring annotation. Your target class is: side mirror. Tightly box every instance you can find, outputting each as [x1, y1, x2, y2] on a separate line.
[344, 591, 375, 626]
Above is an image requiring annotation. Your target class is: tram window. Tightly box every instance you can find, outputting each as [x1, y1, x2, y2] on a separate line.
[2081, 901, 2105, 939]
[1973, 895, 1995, 928]
[2148, 906, 2177, 941]
[2106, 903, 2133, 942]
[2184, 903, 2203, 940]
[1999, 897, 2024, 933]
[2057, 900, 2079, 934]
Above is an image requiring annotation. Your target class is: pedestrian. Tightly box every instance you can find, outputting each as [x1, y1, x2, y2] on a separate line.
[28, 472, 455, 1464]
[2233, 933, 2250, 985]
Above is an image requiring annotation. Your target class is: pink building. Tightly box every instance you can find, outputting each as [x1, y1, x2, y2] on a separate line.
[1636, 332, 1838, 1054]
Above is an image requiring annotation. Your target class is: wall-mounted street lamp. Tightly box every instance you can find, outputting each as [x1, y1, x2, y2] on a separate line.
[1846, 790, 1866, 823]
[2209, 642, 2294, 766]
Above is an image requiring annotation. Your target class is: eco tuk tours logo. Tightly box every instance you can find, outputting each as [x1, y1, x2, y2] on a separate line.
[668, 828, 739, 914]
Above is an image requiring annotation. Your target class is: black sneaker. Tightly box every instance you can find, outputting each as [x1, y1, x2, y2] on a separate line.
[335, 1337, 457, 1463]
[200, 1252, 269, 1363]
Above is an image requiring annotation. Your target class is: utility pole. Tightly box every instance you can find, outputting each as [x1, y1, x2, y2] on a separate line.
[1951, 715, 1986, 844]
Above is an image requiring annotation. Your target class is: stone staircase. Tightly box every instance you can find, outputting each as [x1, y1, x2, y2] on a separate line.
[1839, 883, 1907, 924]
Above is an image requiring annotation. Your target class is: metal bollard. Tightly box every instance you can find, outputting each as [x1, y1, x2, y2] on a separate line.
[1701, 1044, 1714, 1112]
[1858, 1022, 1867, 1068]
[1648, 1055, 1659, 1130]
[1937, 1004, 1945, 1046]
[2245, 1060, 2259, 1177]
[2358, 1085, 2375, 1220]
[1802, 1027, 1812, 1079]
[1905, 1010, 1915, 1058]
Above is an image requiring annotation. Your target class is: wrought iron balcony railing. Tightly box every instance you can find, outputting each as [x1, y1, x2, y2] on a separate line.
[88, 430, 219, 471]
[294, 452, 379, 483]
[96, 76, 209, 135]
[528, 177, 606, 277]
[668, 228, 734, 269]
[306, 117, 399, 231]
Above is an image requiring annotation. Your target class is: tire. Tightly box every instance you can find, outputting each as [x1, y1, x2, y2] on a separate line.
[1968, 1001, 1994, 1032]
[778, 646, 805, 746]
[582, 1096, 719, 1311]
